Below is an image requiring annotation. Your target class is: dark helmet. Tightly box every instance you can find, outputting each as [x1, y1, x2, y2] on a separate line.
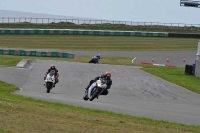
[50, 64, 55, 69]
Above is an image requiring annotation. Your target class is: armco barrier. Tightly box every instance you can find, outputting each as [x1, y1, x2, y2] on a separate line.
[0, 29, 168, 37]
[0, 48, 75, 59]
[168, 33, 200, 38]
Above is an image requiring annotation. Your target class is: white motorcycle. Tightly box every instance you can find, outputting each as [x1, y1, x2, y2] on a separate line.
[44, 70, 56, 93]
[83, 78, 107, 101]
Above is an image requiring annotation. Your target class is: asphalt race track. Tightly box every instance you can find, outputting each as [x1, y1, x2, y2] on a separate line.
[0, 50, 200, 125]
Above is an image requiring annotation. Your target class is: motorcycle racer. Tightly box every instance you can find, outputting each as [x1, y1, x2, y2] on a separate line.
[84, 71, 112, 99]
[44, 64, 59, 87]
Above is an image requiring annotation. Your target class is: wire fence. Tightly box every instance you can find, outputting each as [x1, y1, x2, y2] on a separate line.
[0, 17, 200, 28]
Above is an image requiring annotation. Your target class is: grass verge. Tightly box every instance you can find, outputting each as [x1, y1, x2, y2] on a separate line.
[0, 35, 199, 51]
[0, 55, 200, 132]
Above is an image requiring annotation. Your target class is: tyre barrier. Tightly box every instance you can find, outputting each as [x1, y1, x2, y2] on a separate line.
[185, 64, 195, 75]
[0, 48, 75, 58]
[2, 29, 200, 38]
[0, 29, 168, 37]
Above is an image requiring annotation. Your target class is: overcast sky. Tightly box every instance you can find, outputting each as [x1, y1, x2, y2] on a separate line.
[0, 0, 200, 24]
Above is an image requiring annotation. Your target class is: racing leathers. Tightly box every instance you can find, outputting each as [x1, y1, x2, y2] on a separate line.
[44, 67, 59, 87]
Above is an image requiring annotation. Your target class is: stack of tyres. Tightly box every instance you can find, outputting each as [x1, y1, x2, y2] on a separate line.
[188, 65, 193, 75]
[185, 64, 189, 74]
[192, 64, 195, 75]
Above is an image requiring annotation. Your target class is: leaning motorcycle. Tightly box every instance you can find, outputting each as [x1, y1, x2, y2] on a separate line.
[83, 78, 107, 101]
[89, 56, 99, 64]
[44, 70, 55, 93]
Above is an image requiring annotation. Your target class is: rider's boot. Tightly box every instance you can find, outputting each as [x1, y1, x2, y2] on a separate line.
[44, 77, 46, 86]
[53, 79, 59, 88]
[83, 89, 89, 101]
[84, 88, 88, 96]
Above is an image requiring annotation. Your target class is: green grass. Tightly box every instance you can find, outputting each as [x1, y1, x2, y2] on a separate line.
[141, 65, 200, 94]
[1, 23, 200, 33]
[0, 35, 199, 51]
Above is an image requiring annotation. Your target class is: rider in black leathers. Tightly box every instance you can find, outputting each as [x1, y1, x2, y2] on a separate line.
[44, 64, 59, 87]
[85, 71, 112, 96]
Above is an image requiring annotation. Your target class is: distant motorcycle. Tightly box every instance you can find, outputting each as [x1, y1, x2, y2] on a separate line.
[44, 70, 55, 93]
[83, 78, 107, 101]
[89, 56, 100, 64]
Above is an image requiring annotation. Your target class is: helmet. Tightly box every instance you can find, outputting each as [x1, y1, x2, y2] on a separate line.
[50, 64, 55, 69]
[96, 54, 100, 59]
[104, 71, 111, 78]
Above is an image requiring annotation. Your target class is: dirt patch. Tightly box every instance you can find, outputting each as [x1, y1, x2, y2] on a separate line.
[23, 60, 36, 69]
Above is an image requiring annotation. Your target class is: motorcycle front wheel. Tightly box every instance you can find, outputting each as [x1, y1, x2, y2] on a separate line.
[46, 82, 53, 93]
[89, 88, 101, 101]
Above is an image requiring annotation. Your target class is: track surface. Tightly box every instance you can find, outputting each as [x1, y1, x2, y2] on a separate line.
[0, 50, 200, 125]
